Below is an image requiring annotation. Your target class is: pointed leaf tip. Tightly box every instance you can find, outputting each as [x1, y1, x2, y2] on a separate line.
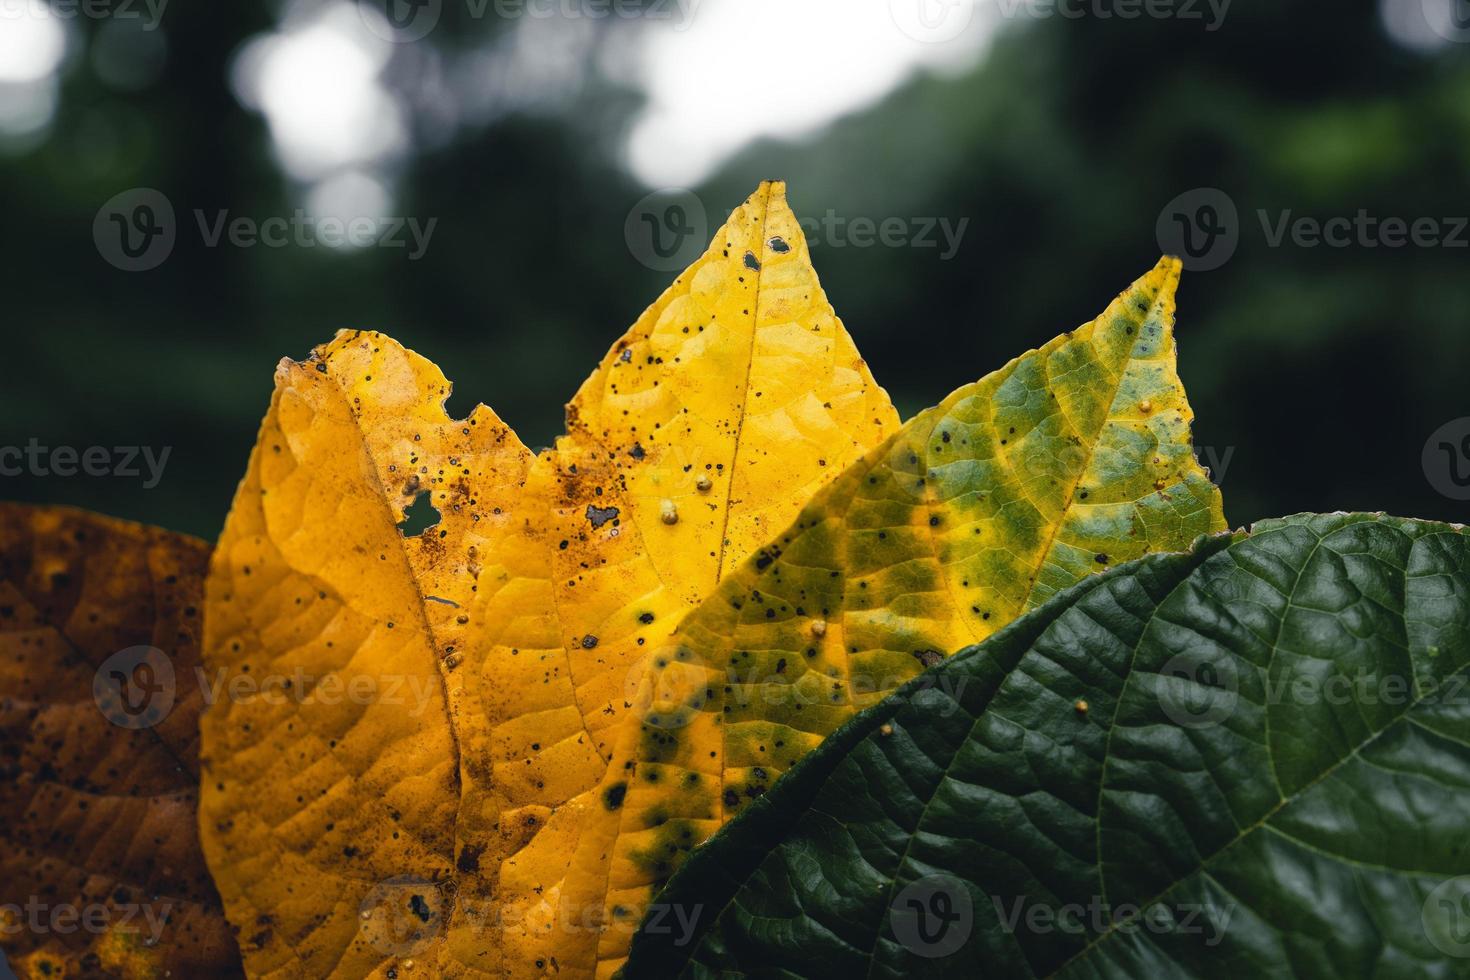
[562, 259, 1227, 976]
[203, 183, 899, 978]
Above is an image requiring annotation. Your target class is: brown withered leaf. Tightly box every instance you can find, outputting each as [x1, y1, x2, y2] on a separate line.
[0, 503, 241, 979]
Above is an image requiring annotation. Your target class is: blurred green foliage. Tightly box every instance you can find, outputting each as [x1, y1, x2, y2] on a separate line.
[2, 0, 1467, 539]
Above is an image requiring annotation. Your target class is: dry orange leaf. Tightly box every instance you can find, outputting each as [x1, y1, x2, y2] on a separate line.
[199, 181, 899, 977]
[0, 503, 241, 979]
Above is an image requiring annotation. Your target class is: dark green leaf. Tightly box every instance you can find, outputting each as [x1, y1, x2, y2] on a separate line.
[624, 513, 1470, 979]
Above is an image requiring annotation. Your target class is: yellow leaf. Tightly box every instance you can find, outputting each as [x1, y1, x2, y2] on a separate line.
[558, 256, 1228, 977]
[199, 181, 899, 977]
[0, 503, 241, 979]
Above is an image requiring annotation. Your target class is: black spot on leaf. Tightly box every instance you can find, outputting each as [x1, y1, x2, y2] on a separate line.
[586, 504, 620, 529]
[912, 649, 943, 668]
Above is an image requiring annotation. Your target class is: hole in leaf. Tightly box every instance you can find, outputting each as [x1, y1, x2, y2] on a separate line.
[443, 383, 477, 423]
[398, 490, 440, 537]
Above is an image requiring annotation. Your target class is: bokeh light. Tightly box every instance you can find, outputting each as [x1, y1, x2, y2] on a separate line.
[230, 1, 406, 181]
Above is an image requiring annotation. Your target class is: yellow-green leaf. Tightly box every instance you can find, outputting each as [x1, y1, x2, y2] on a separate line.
[0, 503, 241, 979]
[199, 181, 898, 977]
[556, 256, 1227, 977]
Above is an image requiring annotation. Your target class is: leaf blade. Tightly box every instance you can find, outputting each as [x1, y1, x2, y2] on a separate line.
[495, 180, 899, 974]
[623, 513, 1470, 978]
[563, 257, 1227, 976]
[0, 503, 241, 979]
[198, 181, 899, 977]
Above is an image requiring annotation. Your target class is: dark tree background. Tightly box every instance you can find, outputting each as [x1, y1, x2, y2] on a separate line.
[2, 0, 1467, 538]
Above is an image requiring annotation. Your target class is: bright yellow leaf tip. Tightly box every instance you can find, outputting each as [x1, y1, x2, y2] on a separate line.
[199, 181, 899, 977]
[555, 254, 1227, 978]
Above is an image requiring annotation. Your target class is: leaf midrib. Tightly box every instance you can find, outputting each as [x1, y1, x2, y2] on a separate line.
[634, 553, 1193, 977]
[1050, 659, 1469, 976]
[1017, 277, 1164, 617]
[1048, 527, 1459, 976]
[314, 368, 467, 974]
[712, 181, 772, 586]
[643, 522, 1466, 977]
